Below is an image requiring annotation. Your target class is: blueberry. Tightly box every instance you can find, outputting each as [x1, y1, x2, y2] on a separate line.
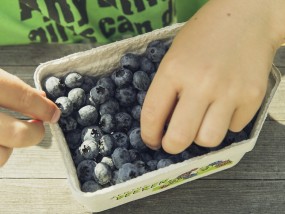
[146, 45, 166, 63]
[99, 98, 120, 116]
[76, 105, 98, 126]
[137, 91, 146, 106]
[68, 88, 86, 110]
[81, 76, 96, 93]
[96, 77, 115, 96]
[118, 163, 139, 182]
[79, 140, 99, 160]
[115, 87, 137, 107]
[157, 159, 174, 169]
[99, 114, 116, 134]
[81, 180, 102, 193]
[81, 126, 103, 142]
[129, 128, 148, 152]
[94, 163, 112, 185]
[146, 160, 158, 171]
[65, 129, 82, 150]
[127, 120, 140, 136]
[55, 96, 73, 117]
[147, 40, 167, 49]
[179, 150, 192, 161]
[72, 148, 84, 167]
[153, 149, 170, 161]
[129, 149, 141, 162]
[112, 132, 129, 149]
[44, 76, 66, 99]
[187, 143, 211, 157]
[90, 85, 111, 105]
[140, 152, 153, 163]
[115, 112, 133, 132]
[111, 68, 133, 88]
[111, 170, 119, 185]
[77, 160, 96, 183]
[59, 116, 77, 132]
[101, 156, 115, 170]
[149, 72, 156, 81]
[111, 147, 131, 169]
[132, 71, 150, 91]
[99, 134, 114, 156]
[120, 53, 140, 71]
[134, 160, 148, 175]
[139, 57, 156, 74]
[64, 72, 83, 88]
[131, 105, 141, 121]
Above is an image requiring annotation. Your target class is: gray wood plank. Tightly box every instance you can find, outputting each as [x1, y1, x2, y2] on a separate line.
[0, 44, 96, 66]
[0, 179, 284, 214]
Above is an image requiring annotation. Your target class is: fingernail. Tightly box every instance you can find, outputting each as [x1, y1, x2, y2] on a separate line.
[51, 108, 61, 123]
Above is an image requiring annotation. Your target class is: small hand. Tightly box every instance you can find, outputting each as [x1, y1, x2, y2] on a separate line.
[0, 68, 60, 166]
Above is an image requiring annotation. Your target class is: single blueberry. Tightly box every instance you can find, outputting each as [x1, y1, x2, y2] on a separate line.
[129, 128, 148, 152]
[77, 160, 96, 183]
[139, 57, 156, 74]
[64, 72, 84, 88]
[153, 149, 171, 161]
[187, 143, 211, 157]
[90, 85, 111, 105]
[133, 160, 148, 175]
[44, 76, 66, 100]
[132, 71, 150, 91]
[55, 96, 73, 117]
[101, 156, 115, 171]
[111, 68, 133, 88]
[111, 170, 119, 185]
[81, 126, 104, 142]
[157, 159, 174, 169]
[111, 147, 131, 169]
[93, 162, 112, 185]
[79, 140, 99, 160]
[115, 112, 133, 132]
[99, 134, 114, 156]
[146, 45, 166, 63]
[129, 149, 141, 163]
[68, 88, 86, 110]
[59, 116, 77, 132]
[146, 160, 158, 171]
[96, 77, 115, 96]
[81, 180, 102, 193]
[65, 129, 82, 150]
[76, 105, 98, 126]
[118, 163, 139, 182]
[99, 114, 116, 134]
[99, 98, 120, 116]
[131, 105, 141, 121]
[81, 75, 96, 93]
[137, 91, 146, 106]
[120, 53, 140, 71]
[72, 148, 85, 167]
[179, 150, 193, 161]
[140, 152, 153, 163]
[149, 72, 156, 81]
[112, 132, 129, 149]
[115, 87, 137, 107]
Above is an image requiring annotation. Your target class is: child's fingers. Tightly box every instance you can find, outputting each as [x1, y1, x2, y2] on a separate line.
[162, 92, 209, 154]
[0, 69, 60, 123]
[141, 75, 177, 150]
[0, 146, 13, 167]
[0, 112, 45, 148]
[195, 99, 235, 147]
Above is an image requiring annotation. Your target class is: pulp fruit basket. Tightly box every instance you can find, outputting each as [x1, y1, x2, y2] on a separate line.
[34, 23, 281, 212]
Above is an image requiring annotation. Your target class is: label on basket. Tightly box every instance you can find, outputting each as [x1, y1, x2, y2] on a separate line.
[111, 159, 233, 201]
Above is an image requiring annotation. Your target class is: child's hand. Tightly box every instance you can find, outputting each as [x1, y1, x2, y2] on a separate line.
[141, 0, 285, 154]
[0, 69, 60, 166]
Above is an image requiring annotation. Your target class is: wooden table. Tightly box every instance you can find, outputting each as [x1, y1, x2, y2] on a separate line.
[0, 44, 284, 214]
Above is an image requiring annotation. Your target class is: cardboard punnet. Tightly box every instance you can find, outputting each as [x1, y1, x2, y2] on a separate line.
[34, 23, 281, 212]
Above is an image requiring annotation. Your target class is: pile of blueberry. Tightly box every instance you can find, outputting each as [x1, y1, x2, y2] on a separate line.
[43, 40, 253, 193]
